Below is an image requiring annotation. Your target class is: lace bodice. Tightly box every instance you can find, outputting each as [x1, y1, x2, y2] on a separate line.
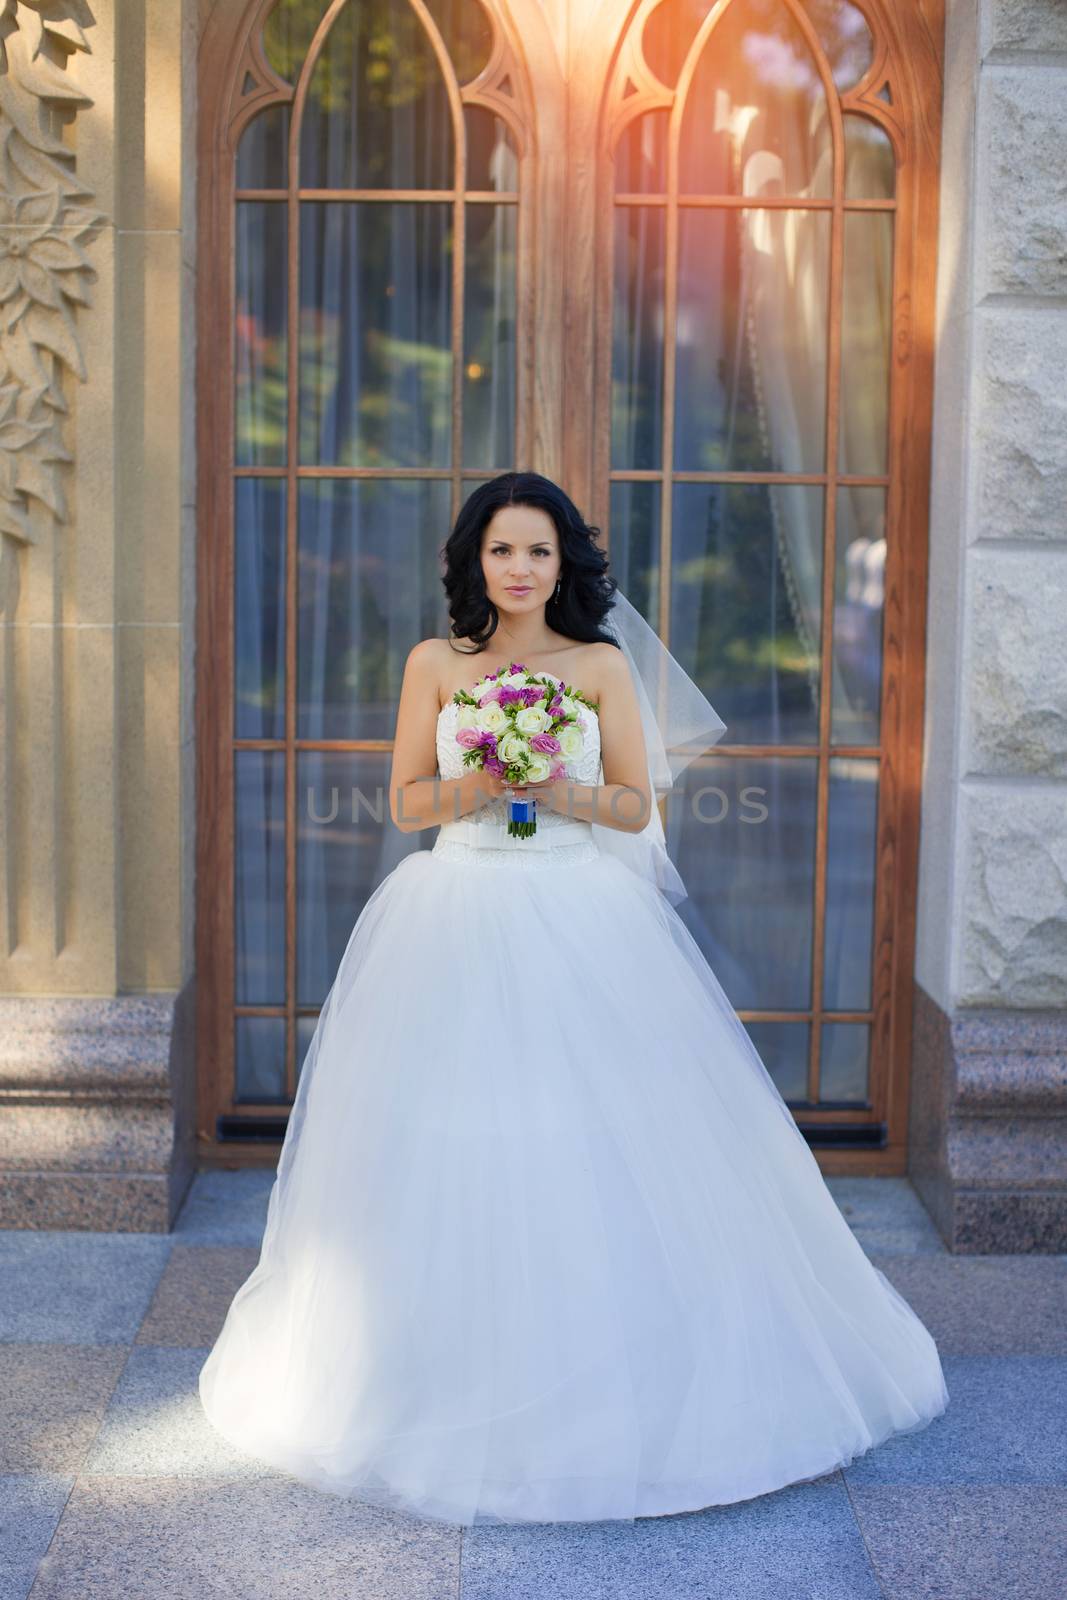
[432, 673, 604, 868]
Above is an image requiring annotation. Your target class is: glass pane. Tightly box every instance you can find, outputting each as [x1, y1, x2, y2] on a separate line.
[823, 757, 878, 1010]
[298, 0, 454, 190]
[838, 211, 892, 476]
[234, 750, 286, 1005]
[844, 115, 895, 200]
[464, 106, 518, 190]
[797, 0, 873, 92]
[236, 105, 290, 189]
[832, 486, 885, 743]
[297, 477, 451, 740]
[675, 208, 829, 473]
[463, 204, 516, 468]
[745, 1020, 810, 1102]
[235, 479, 286, 741]
[820, 1021, 870, 1103]
[614, 110, 668, 192]
[297, 1012, 319, 1084]
[608, 481, 662, 631]
[235, 201, 287, 466]
[235, 1016, 287, 1103]
[297, 749, 398, 1007]
[672, 755, 817, 1011]
[263, 0, 325, 85]
[642, 0, 705, 90]
[671, 484, 823, 745]
[613, 206, 665, 471]
[678, 0, 832, 199]
[424, 0, 493, 86]
[298, 201, 453, 467]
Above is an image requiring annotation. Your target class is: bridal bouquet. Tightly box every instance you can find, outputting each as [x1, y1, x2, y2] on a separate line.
[452, 662, 596, 837]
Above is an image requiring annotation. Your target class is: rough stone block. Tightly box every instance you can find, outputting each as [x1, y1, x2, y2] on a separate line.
[977, 68, 1067, 298]
[975, 314, 1067, 542]
[959, 785, 1067, 1006]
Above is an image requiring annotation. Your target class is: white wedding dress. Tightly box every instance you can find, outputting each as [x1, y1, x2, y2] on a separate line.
[198, 674, 949, 1525]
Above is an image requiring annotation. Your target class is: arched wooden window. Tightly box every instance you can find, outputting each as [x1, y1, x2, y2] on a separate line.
[197, 0, 532, 1148]
[594, 0, 940, 1157]
[198, 0, 943, 1167]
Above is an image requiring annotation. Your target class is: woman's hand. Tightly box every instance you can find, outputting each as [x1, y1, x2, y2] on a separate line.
[505, 777, 569, 815]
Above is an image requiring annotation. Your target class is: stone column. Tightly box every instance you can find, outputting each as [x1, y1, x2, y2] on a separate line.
[912, 0, 1067, 1250]
[0, 1, 197, 1228]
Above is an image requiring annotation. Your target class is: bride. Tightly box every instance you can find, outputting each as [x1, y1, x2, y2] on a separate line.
[198, 471, 949, 1526]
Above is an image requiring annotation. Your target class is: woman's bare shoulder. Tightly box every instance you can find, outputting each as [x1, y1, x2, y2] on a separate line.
[580, 639, 629, 700]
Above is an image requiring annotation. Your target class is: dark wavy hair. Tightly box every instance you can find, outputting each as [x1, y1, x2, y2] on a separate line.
[440, 471, 621, 654]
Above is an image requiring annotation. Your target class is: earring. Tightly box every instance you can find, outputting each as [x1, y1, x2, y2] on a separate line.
[553, 578, 561, 598]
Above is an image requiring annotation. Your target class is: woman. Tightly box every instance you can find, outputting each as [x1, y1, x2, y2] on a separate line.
[199, 471, 949, 1526]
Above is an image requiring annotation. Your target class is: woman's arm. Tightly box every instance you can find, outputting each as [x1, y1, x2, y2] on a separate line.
[388, 641, 507, 833]
[510, 643, 653, 835]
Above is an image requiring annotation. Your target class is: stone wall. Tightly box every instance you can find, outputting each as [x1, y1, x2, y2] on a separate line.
[912, 0, 1067, 1250]
[0, 2, 197, 1228]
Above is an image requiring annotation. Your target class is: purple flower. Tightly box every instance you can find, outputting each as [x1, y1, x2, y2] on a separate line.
[484, 756, 505, 777]
[530, 733, 561, 753]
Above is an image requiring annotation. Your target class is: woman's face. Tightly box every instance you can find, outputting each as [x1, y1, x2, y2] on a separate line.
[480, 504, 561, 616]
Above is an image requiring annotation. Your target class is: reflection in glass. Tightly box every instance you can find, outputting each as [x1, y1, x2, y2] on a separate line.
[299, 201, 453, 467]
[298, 750, 423, 1007]
[833, 487, 885, 743]
[675, 207, 829, 473]
[641, 0, 701, 88]
[820, 1020, 870, 1103]
[236, 105, 290, 189]
[677, 0, 831, 198]
[298, 0, 454, 190]
[235, 202, 287, 466]
[672, 756, 817, 1011]
[297, 478, 451, 741]
[671, 483, 822, 745]
[613, 110, 668, 192]
[844, 115, 895, 199]
[234, 750, 286, 1006]
[613, 206, 665, 470]
[797, 0, 873, 92]
[424, 0, 494, 87]
[235, 480, 286, 741]
[263, 0, 326, 86]
[838, 211, 892, 477]
[296, 1012, 319, 1085]
[463, 204, 516, 468]
[235, 1016, 287, 1103]
[823, 757, 878, 1010]
[465, 106, 518, 191]
[745, 1020, 810, 1103]
[608, 481, 661, 632]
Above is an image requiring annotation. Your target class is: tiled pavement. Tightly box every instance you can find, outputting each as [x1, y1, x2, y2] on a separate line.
[1, 1174, 1065, 1600]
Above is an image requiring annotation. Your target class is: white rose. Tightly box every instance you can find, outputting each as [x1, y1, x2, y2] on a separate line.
[557, 724, 584, 760]
[526, 753, 551, 783]
[558, 694, 580, 718]
[456, 704, 480, 730]
[498, 733, 530, 765]
[476, 702, 508, 734]
[514, 706, 550, 736]
[500, 670, 528, 689]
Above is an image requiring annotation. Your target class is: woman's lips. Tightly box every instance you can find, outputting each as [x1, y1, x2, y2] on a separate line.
[506, 586, 533, 594]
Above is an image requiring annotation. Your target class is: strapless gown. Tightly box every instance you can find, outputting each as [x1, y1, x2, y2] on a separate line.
[197, 675, 949, 1526]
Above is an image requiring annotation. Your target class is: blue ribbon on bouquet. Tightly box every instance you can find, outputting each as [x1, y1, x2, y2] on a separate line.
[506, 792, 537, 838]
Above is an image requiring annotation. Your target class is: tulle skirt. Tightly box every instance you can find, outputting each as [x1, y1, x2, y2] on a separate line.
[198, 835, 949, 1525]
